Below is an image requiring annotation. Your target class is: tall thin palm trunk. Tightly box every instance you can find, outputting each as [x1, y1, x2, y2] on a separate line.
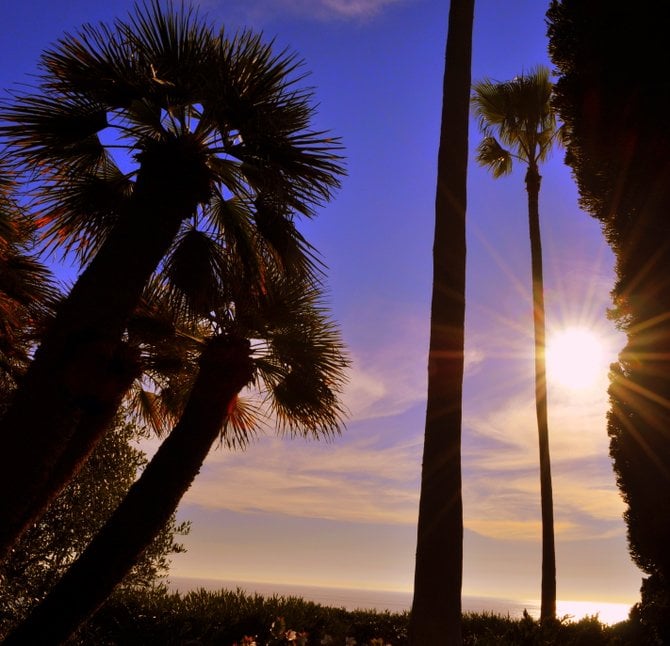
[409, 1, 474, 643]
[472, 67, 558, 623]
[4, 336, 254, 646]
[526, 166, 556, 621]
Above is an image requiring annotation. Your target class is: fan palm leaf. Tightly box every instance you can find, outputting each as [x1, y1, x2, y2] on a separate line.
[2, 2, 344, 266]
[475, 136, 513, 178]
[0, 163, 58, 383]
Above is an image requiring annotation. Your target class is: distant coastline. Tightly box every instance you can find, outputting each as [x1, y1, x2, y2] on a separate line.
[166, 577, 632, 625]
[167, 577, 537, 617]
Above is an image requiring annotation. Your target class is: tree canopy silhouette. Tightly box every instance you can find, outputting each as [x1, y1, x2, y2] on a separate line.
[0, 0, 344, 560]
[0, 412, 188, 637]
[5, 265, 348, 645]
[548, 1, 670, 639]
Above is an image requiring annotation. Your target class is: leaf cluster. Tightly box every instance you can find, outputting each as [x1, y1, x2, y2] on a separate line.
[472, 66, 558, 177]
[0, 164, 58, 384]
[0, 0, 350, 446]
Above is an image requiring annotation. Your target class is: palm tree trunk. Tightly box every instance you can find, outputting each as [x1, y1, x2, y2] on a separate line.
[4, 335, 254, 646]
[409, 1, 474, 644]
[525, 165, 556, 622]
[3, 344, 143, 566]
[0, 209, 181, 561]
[0, 142, 208, 561]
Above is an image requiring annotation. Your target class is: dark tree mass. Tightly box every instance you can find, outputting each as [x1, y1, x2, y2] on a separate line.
[548, 1, 670, 639]
[0, 0, 344, 561]
[0, 413, 188, 637]
[0, 2, 348, 642]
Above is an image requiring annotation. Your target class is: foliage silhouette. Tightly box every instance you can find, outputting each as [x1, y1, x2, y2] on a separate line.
[5, 269, 348, 645]
[0, 413, 188, 637]
[548, 1, 670, 641]
[0, 0, 344, 560]
[0, 165, 57, 387]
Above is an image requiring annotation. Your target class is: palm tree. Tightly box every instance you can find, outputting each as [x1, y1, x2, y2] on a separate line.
[5, 269, 348, 646]
[471, 66, 559, 622]
[409, 1, 474, 643]
[0, 167, 57, 388]
[0, 0, 343, 559]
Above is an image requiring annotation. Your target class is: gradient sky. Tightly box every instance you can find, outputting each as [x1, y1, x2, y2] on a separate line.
[2, 0, 643, 609]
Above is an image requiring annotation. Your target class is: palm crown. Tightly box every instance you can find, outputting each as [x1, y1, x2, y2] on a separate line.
[471, 66, 557, 178]
[126, 262, 349, 444]
[1, 0, 344, 276]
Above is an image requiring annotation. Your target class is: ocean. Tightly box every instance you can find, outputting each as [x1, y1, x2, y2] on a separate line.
[167, 577, 632, 625]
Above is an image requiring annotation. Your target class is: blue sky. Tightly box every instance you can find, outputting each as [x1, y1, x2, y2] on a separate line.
[1, 0, 642, 609]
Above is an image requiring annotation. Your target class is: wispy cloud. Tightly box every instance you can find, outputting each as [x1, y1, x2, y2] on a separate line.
[462, 380, 625, 541]
[340, 311, 427, 421]
[180, 431, 422, 525]
[465, 518, 577, 541]
[202, 0, 409, 24]
[282, 0, 407, 19]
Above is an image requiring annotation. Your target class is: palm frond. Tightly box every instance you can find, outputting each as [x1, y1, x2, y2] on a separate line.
[209, 30, 346, 216]
[251, 276, 349, 439]
[123, 0, 216, 108]
[0, 170, 60, 378]
[218, 395, 263, 450]
[0, 93, 108, 172]
[208, 193, 259, 274]
[161, 226, 231, 320]
[36, 155, 132, 263]
[127, 386, 172, 436]
[0, 254, 59, 316]
[206, 158, 249, 198]
[475, 137, 513, 178]
[252, 192, 322, 278]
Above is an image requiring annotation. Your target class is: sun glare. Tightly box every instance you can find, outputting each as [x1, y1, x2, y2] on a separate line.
[555, 600, 631, 625]
[546, 326, 606, 391]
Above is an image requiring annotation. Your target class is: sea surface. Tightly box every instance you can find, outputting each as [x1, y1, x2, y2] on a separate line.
[167, 577, 632, 625]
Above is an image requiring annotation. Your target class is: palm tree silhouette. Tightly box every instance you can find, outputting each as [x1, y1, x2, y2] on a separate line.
[471, 66, 560, 621]
[410, 0, 474, 643]
[0, 1, 344, 558]
[6, 264, 348, 645]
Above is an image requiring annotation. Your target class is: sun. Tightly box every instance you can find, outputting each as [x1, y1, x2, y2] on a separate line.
[545, 326, 606, 391]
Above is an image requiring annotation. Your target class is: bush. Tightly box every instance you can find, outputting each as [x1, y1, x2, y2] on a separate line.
[71, 587, 647, 645]
[76, 588, 405, 645]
